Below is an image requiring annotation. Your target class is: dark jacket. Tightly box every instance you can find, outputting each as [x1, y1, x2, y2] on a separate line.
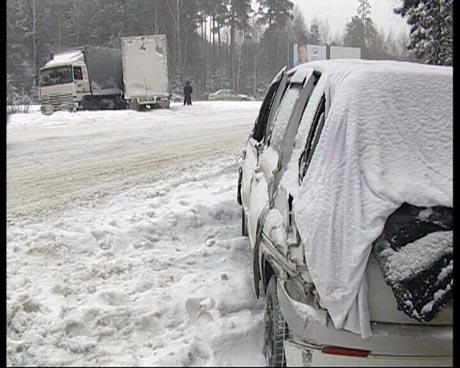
[184, 84, 193, 96]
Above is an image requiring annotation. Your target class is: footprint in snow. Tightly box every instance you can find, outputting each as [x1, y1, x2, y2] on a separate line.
[64, 319, 87, 338]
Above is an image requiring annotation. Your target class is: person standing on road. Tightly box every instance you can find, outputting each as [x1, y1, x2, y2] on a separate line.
[184, 81, 193, 106]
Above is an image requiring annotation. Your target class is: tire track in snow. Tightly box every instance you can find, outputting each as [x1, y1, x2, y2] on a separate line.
[7, 107, 257, 221]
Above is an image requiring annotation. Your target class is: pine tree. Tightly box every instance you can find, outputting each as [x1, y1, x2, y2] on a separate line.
[344, 16, 365, 48]
[257, 0, 294, 81]
[394, 0, 452, 65]
[344, 0, 377, 58]
[309, 23, 321, 45]
[291, 6, 309, 44]
[257, 0, 293, 30]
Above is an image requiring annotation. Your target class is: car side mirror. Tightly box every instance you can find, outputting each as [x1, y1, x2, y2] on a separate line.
[256, 151, 277, 177]
[256, 142, 264, 157]
[32, 75, 38, 88]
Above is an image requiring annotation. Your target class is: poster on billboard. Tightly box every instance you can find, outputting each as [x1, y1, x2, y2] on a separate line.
[292, 44, 327, 67]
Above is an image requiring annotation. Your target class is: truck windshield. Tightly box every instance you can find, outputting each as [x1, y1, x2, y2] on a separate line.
[40, 66, 73, 87]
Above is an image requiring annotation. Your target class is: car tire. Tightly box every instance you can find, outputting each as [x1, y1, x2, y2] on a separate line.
[242, 207, 248, 236]
[264, 275, 287, 367]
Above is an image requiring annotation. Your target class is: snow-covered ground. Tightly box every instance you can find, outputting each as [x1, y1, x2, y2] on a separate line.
[7, 101, 266, 366]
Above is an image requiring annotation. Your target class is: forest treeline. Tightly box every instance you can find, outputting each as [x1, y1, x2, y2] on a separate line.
[7, 0, 452, 104]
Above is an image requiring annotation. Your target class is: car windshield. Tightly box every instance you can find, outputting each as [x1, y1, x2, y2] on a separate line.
[40, 66, 73, 87]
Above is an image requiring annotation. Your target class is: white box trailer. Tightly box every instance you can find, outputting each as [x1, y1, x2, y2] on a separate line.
[121, 35, 170, 110]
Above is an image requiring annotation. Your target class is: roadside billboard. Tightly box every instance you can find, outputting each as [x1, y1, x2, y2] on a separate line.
[292, 44, 327, 67]
[289, 44, 361, 68]
[330, 46, 361, 59]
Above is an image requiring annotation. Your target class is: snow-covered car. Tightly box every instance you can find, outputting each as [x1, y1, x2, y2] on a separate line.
[208, 89, 252, 101]
[237, 60, 453, 366]
[170, 92, 183, 102]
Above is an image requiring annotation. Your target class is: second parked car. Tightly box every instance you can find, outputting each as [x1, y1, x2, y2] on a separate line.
[237, 60, 453, 366]
[208, 89, 252, 101]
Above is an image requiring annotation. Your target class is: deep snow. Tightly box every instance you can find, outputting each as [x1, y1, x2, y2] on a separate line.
[7, 102, 266, 366]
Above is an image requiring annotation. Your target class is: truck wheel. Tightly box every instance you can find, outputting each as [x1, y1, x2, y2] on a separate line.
[129, 101, 141, 111]
[264, 276, 287, 367]
[242, 207, 248, 236]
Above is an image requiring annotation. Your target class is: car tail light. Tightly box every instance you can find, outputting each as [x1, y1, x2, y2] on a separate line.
[321, 346, 370, 357]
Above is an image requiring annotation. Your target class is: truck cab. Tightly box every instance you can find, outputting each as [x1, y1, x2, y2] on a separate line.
[38, 47, 125, 115]
[38, 52, 91, 115]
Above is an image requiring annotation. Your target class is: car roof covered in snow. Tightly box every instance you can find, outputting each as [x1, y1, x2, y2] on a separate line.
[289, 58, 451, 77]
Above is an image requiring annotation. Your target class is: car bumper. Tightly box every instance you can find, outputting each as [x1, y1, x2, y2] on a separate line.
[136, 96, 169, 105]
[277, 280, 453, 364]
[284, 340, 453, 367]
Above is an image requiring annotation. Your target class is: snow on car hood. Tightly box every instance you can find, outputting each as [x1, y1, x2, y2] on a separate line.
[291, 61, 452, 338]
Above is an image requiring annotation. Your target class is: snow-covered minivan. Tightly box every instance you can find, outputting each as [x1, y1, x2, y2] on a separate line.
[237, 60, 453, 366]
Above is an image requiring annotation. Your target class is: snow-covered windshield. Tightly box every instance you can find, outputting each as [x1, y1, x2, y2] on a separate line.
[40, 66, 73, 87]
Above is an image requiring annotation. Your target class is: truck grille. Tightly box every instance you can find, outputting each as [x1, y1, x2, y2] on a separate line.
[43, 93, 75, 106]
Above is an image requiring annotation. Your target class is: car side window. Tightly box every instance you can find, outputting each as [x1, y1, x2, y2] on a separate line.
[298, 94, 326, 183]
[251, 81, 280, 142]
[277, 71, 321, 175]
[267, 84, 303, 154]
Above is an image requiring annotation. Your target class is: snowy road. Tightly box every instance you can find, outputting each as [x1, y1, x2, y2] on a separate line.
[7, 102, 260, 220]
[7, 102, 266, 366]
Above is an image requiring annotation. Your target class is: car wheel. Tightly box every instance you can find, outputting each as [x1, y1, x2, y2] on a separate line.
[242, 207, 248, 236]
[264, 276, 287, 367]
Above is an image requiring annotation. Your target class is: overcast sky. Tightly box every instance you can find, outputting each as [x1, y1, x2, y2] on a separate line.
[290, 0, 409, 37]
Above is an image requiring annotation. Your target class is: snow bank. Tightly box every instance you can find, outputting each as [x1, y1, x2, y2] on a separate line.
[7, 102, 265, 366]
[7, 161, 265, 366]
[7, 101, 261, 131]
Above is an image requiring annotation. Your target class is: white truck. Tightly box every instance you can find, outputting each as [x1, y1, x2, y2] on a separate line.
[121, 35, 170, 110]
[37, 35, 170, 114]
